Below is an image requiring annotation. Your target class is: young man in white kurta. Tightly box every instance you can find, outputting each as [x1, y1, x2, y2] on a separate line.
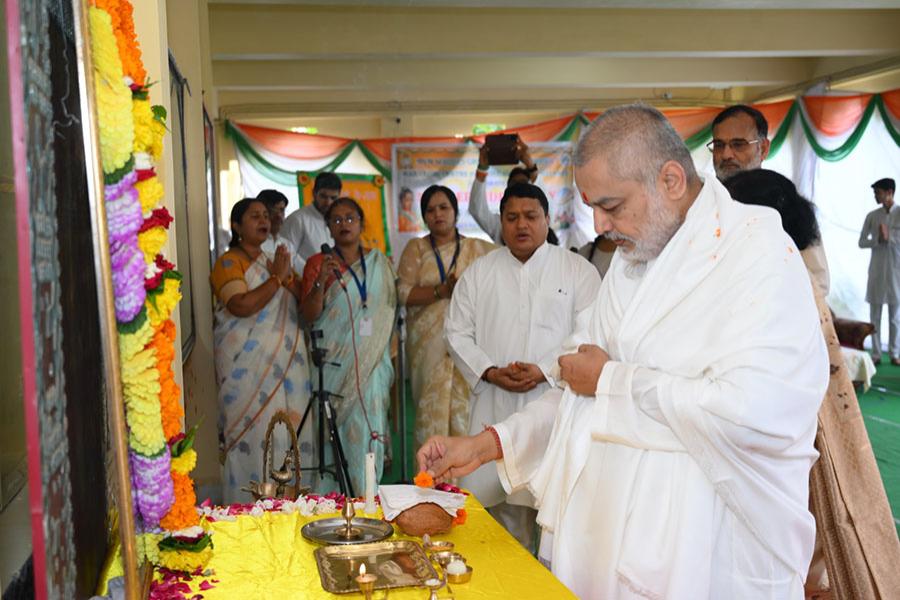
[282, 173, 341, 273]
[420, 105, 829, 599]
[859, 178, 900, 363]
[444, 183, 600, 549]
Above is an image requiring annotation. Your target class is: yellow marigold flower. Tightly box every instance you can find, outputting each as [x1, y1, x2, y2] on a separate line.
[170, 449, 197, 475]
[157, 545, 212, 573]
[138, 227, 168, 264]
[89, 8, 134, 175]
[136, 532, 163, 565]
[132, 98, 164, 160]
[135, 175, 164, 214]
[117, 319, 153, 363]
[147, 277, 182, 327]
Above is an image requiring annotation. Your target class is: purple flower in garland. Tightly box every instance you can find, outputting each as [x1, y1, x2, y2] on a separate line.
[111, 242, 147, 322]
[106, 185, 142, 243]
[103, 169, 146, 323]
[130, 449, 175, 528]
[105, 169, 138, 203]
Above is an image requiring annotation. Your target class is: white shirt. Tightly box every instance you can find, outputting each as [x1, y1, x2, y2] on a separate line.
[468, 176, 503, 244]
[444, 242, 601, 507]
[859, 204, 900, 305]
[495, 179, 827, 599]
[282, 203, 332, 273]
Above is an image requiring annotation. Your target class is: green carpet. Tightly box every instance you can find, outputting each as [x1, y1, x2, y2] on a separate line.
[857, 362, 900, 536]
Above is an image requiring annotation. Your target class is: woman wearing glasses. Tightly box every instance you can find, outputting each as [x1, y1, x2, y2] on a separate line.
[300, 197, 396, 494]
[396, 185, 495, 449]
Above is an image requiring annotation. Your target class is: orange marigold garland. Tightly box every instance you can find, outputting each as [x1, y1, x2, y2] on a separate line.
[92, 0, 212, 574]
[160, 471, 199, 531]
[150, 320, 183, 440]
[92, 0, 146, 85]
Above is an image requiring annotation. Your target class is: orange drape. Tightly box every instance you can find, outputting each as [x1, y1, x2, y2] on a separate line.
[803, 95, 873, 137]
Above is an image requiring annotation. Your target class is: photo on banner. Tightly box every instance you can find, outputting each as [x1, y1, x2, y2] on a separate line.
[390, 142, 584, 257]
[297, 172, 392, 256]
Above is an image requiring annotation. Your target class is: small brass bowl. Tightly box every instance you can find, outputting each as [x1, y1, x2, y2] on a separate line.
[431, 551, 465, 567]
[424, 540, 454, 553]
[446, 565, 473, 584]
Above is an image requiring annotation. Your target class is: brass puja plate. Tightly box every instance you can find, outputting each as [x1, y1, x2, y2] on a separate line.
[301, 517, 395, 545]
[313, 540, 440, 594]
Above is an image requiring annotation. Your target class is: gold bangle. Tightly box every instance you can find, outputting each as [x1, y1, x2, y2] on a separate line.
[433, 285, 441, 299]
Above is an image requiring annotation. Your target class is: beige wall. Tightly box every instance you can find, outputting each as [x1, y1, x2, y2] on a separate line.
[166, 0, 221, 501]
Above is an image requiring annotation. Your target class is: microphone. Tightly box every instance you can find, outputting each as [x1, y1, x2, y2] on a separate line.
[321, 243, 346, 287]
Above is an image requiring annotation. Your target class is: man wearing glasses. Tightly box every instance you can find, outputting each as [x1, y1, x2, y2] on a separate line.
[708, 105, 771, 182]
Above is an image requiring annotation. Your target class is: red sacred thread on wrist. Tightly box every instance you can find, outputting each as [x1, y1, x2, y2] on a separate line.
[485, 426, 503, 460]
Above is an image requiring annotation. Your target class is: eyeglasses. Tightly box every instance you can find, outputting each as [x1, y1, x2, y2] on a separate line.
[706, 139, 762, 153]
[330, 215, 358, 226]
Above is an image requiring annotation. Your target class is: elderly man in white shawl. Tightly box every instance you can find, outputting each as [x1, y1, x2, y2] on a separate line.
[417, 104, 829, 599]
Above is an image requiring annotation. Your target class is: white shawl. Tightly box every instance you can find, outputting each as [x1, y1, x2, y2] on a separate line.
[499, 177, 828, 594]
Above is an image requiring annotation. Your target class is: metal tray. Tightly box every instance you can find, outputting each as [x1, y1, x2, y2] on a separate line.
[301, 516, 394, 545]
[313, 540, 439, 594]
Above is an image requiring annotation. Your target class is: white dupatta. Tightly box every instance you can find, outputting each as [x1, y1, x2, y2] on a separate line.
[523, 178, 828, 592]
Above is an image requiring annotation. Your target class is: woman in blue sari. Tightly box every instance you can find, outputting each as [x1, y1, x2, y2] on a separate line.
[301, 197, 396, 494]
[210, 198, 313, 503]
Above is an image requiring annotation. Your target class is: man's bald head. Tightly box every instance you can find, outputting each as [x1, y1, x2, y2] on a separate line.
[574, 104, 699, 189]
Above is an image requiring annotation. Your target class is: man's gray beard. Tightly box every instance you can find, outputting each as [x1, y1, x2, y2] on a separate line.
[607, 191, 684, 264]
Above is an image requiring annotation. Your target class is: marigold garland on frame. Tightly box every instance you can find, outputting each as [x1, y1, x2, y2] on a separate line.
[89, 0, 212, 575]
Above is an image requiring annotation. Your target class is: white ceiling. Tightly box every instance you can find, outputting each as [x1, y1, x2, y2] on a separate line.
[206, 2, 900, 123]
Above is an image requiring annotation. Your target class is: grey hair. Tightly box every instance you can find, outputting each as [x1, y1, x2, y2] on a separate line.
[574, 104, 699, 188]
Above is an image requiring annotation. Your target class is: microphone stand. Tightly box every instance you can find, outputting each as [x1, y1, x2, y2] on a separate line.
[395, 305, 409, 481]
[296, 328, 355, 497]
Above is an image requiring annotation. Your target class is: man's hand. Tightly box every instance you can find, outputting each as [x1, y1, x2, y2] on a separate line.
[417, 432, 499, 483]
[485, 365, 540, 393]
[515, 139, 535, 169]
[558, 344, 609, 395]
[508, 362, 546, 386]
[478, 144, 490, 171]
[880, 222, 890, 243]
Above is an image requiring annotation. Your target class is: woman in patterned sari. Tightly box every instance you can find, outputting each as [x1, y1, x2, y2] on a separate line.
[396, 185, 494, 448]
[300, 197, 396, 495]
[210, 198, 312, 504]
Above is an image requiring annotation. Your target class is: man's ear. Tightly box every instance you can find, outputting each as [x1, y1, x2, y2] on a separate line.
[659, 160, 688, 201]
[759, 137, 771, 161]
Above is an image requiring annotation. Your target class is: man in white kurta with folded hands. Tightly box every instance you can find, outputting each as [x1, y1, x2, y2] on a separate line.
[444, 181, 600, 551]
[418, 104, 829, 599]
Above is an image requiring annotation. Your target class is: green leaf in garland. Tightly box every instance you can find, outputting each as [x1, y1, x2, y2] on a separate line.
[103, 155, 136, 186]
[116, 306, 148, 334]
[152, 105, 169, 132]
[170, 424, 199, 458]
[158, 532, 214, 553]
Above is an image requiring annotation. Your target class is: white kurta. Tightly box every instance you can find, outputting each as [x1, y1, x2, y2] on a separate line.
[495, 178, 829, 599]
[468, 177, 503, 244]
[281, 203, 332, 273]
[859, 204, 900, 304]
[444, 243, 600, 508]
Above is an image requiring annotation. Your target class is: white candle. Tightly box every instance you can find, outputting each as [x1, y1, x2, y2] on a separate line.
[364, 452, 376, 514]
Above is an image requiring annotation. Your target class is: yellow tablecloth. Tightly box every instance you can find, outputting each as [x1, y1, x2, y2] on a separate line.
[176, 495, 574, 599]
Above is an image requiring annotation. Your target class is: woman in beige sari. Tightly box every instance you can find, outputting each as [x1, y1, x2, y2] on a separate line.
[397, 185, 494, 448]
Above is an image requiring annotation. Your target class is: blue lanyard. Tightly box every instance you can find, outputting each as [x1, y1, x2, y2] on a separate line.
[430, 231, 461, 284]
[335, 246, 368, 309]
